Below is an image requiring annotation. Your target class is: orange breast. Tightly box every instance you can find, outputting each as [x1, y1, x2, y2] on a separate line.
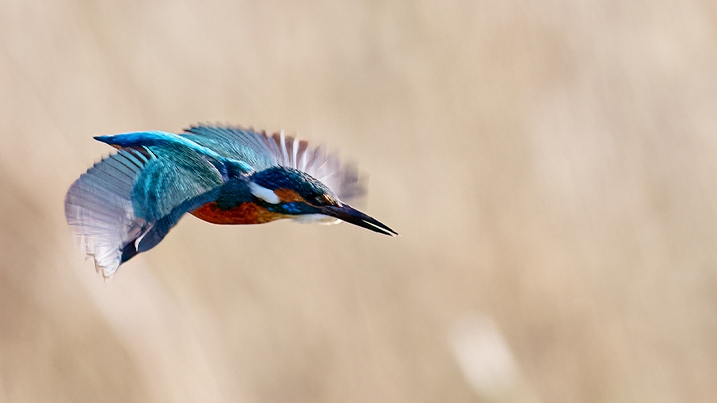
[191, 202, 286, 225]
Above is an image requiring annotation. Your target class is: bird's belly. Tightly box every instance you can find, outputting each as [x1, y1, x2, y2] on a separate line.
[191, 202, 285, 225]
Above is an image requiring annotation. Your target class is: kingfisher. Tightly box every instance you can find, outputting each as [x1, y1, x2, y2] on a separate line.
[65, 125, 397, 278]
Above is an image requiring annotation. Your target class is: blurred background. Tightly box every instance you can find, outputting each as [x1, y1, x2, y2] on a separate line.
[1, 1, 716, 402]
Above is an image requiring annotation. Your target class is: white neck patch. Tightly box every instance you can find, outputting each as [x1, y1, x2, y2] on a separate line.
[248, 182, 280, 204]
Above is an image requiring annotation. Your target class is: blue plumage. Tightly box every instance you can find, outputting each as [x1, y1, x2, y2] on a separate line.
[66, 125, 396, 278]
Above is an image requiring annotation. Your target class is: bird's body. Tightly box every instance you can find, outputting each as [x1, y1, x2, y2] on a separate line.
[65, 125, 396, 278]
[191, 200, 282, 225]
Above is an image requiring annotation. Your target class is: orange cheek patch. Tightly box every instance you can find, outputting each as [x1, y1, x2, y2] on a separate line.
[273, 188, 305, 203]
[191, 202, 286, 225]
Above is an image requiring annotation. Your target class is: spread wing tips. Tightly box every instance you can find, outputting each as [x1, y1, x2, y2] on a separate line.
[65, 182, 129, 278]
[65, 151, 149, 278]
[267, 132, 367, 204]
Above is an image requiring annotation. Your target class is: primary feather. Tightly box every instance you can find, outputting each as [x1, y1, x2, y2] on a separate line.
[65, 148, 152, 278]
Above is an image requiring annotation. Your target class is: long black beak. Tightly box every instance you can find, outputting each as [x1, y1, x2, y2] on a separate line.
[321, 205, 399, 237]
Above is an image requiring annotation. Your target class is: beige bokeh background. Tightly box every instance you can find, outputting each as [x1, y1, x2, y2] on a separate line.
[1, 1, 716, 402]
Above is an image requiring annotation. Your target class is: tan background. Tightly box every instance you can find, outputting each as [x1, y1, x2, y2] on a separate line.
[1, 1, 716, 402]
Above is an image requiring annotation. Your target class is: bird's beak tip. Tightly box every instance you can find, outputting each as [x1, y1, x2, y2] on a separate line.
[322, 205, 398, 237]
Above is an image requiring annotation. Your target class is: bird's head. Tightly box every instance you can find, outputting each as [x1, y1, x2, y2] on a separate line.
[248, 166, 397, 236]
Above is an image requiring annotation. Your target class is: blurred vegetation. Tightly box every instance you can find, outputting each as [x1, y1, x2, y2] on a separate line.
[1, 1, 716, 402]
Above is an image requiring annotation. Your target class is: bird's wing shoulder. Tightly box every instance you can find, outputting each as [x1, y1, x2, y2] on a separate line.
[181, 125, 366, 203]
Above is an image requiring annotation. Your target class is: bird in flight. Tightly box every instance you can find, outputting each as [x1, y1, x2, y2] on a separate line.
[65, 125, 397, 278]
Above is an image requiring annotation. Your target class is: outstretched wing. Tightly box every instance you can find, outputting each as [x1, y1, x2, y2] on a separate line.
[65, 144, 224, 278]
[182, 125, 366, 203]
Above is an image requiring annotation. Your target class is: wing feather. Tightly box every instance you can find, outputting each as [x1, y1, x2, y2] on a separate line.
[65, 144, 224, 278]
[181, 125, 366, 203]
[66, 150, 150, 278]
